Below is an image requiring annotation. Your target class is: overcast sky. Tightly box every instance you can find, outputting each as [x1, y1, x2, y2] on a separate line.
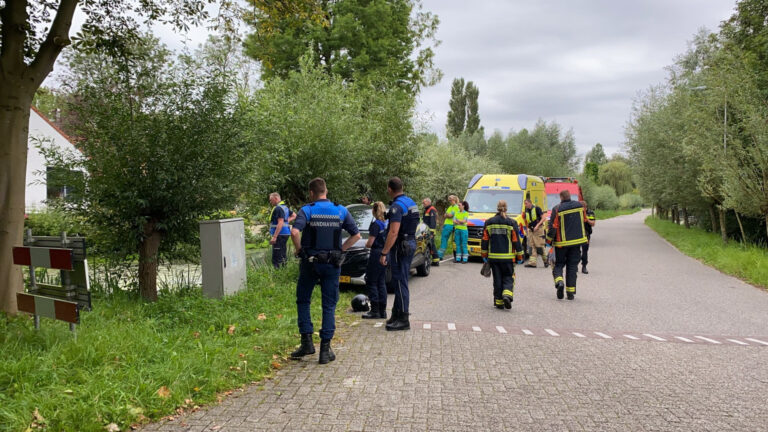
[416, 0, 737, 157]
[63, 1, 737, 158]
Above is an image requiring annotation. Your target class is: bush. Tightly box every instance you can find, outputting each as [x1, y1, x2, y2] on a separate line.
[618, 193, 644, 209]
[24, 207, 85, 236]
[592, 185, 619, 210]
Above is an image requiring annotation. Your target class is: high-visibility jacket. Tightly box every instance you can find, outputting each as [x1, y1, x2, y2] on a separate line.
[547, 199, 588, 247]
[443, 204, 459, 226]
[454, 210, 469, 231]
[481, 214, 524, 262]
[523, 205, 543, 229]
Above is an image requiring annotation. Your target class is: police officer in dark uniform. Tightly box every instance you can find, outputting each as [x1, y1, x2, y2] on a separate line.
[546, 190, 589, 300]
[290, 178, 361, 364]
[268, 192, 294, 268]
[580, 200, 596, 274]
[421, 198, 440, 266]
[379, 177, 420, 331]
[362, 201, 388, 319]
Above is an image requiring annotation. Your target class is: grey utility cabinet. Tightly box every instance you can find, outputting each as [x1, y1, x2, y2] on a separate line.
[199, 218, 247, 299]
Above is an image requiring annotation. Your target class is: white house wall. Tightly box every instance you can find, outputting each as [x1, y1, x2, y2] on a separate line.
[26, 109, 79, 212]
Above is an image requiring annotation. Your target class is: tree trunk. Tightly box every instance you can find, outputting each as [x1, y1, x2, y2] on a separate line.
[719, 208, 728, 244]
[734, 212, 746, 244]
[683, 208, 690, 229]
[709, 205, 718, 233]
[0, 87, 34, 314]
[139, 221, 163, 302]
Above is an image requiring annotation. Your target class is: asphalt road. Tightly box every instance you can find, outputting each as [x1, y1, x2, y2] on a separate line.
[144, 209, 768, 431]
[411, 209, 768, 337]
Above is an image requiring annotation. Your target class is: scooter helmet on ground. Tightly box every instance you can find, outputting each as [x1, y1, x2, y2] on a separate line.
[351, 294, 370, 312]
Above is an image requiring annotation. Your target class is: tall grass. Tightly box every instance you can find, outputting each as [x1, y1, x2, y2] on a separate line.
[646, 216, 768, 290]
[0, 262, 355, 431]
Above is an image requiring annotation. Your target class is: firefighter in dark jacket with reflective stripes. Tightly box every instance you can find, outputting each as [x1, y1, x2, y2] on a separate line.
[422, 198, 440, 266]
[547, 190, 589, 300]
[580, 201, 596, 274]
[481, 200, 524, 309]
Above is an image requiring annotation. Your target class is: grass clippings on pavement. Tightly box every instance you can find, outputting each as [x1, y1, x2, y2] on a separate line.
[645, 216, 768, 290]
[0, 262, 355, 432]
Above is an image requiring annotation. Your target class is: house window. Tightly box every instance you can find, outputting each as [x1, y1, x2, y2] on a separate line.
[46, 167, 82, 202]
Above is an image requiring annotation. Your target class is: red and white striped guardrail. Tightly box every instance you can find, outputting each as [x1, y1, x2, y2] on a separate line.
[12, 246, 74, 270]
[16, 293, 79, 324]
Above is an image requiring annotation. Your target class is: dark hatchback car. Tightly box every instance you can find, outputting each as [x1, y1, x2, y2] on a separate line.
[340, 204, 433, 289]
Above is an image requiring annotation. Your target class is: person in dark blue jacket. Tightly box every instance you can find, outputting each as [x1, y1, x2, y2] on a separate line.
[362, 201, 389, 319]
[379, 177, 420, 331]
[290, 178, 361, 364]
[268, 192, 294, 268]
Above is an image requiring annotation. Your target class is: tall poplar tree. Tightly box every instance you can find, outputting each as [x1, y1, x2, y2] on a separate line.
[446, 77, 466, 138]
[465, 81, 481, 135]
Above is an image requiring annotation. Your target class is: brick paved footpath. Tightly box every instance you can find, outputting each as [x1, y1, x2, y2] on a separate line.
[142, 320, 768, 431]
[143, 210, 768, 431]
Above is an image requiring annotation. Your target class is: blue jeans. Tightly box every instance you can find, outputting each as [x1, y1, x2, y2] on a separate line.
[366, 248, 387, 304]
[390, 239, 416, 314]
[454, 229, 468, 262]
[296, 260, 340, 340]
[438, 224, 454, 258]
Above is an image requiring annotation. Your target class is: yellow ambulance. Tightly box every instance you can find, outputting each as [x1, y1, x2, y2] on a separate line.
[463, 174, 547, 257]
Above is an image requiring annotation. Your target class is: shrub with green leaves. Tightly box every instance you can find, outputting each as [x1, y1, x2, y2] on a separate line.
[618, 193, 644, 209]
[593, 185, 619, 210]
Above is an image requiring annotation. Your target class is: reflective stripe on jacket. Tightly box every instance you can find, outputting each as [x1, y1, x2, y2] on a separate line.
[481, 214, 524, 262]
[547, 200, 588, 247]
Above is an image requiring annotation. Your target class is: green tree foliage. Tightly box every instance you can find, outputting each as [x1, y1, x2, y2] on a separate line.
[0, 0, 230, 313]
[583, 162, 599, 183]
[242, 55, 416, 206]
[598, 161, 634, 196]
[446, 77, 466, 138]
[408, 134, 500, 209]
[585, 143, 608, 166]
[44, 35, 250, 301]
[492, 120, 580, 176]
[243, 0, 441, 93]
[465, 81, 481, 135]
[625, 0, 768, 243]
[592, 185, 619, 210]
[619, 193, 644, 209]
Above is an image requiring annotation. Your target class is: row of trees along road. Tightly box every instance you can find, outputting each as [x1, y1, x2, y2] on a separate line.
[626, 0, 768, 245]
[0, 0, 440, 311]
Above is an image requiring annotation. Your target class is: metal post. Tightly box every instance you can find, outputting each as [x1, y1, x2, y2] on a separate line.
[34, 315, 40, 330]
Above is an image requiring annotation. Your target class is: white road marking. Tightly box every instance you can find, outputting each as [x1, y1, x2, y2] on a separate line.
[472, 326, 482, 332]
[496, 326, 507, 334]
[643, 333, 667, 342]
[423, 323, 431, 330]
[623, 335, 640, 340]
[745, 338, 768, 346]
[695, 336, 722, 344]
[447, 323, 456, 331]
[726, 339, 748, 346]
[522, 329, 534, 335]
[373, 322, 383, 328]
[674, 336, 694, 343]
[545, 329, 559, 337]
[572, 332, 586, 338]
[594, 332, 613, 339]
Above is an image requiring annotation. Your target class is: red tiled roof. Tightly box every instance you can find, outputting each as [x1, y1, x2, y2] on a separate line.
[30, 105, 75, 145]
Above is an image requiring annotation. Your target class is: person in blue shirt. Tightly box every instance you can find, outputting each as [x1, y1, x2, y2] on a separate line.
[379, 177, 420, 331]
[362, 201, 388, 319]
[290, 178, 361, 364]
[268, 192, 295, 268]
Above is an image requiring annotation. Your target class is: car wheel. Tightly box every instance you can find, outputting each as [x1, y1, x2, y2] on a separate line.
[416, 255, 430, 276]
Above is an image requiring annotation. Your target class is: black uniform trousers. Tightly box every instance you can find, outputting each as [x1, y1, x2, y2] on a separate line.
[272, 235, 289, 268]
[580, 235, 590, 266]
[552, 245, 581, 293]
[490, 261, 515, 300]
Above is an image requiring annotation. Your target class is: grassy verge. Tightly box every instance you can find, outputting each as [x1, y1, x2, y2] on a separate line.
[594, 208, 641, 220]
[0, 262, 355, 432]
[645, 216, 768, 290]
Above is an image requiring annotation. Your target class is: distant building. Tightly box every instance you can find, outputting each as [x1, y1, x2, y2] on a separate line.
[26, 107, 80, 212]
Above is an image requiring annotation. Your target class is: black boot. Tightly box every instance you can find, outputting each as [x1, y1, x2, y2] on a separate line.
[386, 312, 410, 331]
[386, 309, 399, 325]
[555, 281, 564, 300]
[378, 302, 388, 319]
[361, 301, 379, 319]
[581, 265, 588, 274]
[318, 339, 336, 364]
[290, 333, 315, 359]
